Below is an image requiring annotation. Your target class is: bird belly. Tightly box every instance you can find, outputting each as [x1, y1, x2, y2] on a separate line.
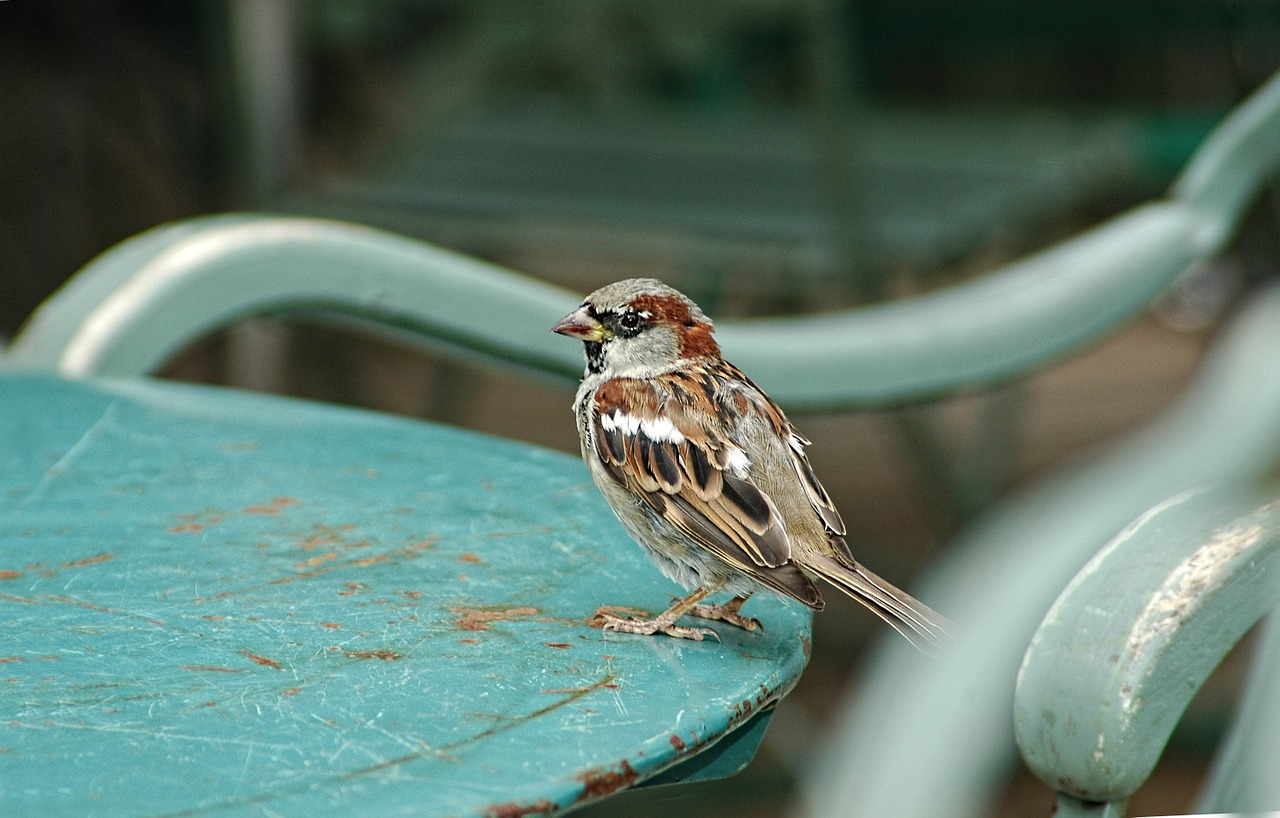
[586, 457, 758, 596]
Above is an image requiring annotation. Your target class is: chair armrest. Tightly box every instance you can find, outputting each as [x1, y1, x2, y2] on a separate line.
[722, 202, 1197, 408]
[1014, 486, 1280, 805]
[0, 202, 1212, 408]
[4, 215, 587, 382]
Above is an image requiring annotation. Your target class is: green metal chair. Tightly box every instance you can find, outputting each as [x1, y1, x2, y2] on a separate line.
[1016, 483, 1280, 817]
[804, 285, 1280, 818]
[7, 68, 1280, 818]
[800, 71, 1280, 818]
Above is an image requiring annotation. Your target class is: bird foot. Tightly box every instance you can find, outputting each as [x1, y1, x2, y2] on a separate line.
[591, 605, 720, 641]
[688, 600, 763, 633]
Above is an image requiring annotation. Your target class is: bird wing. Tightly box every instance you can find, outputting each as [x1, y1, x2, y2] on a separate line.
[782, 428, 860, 569]
[715, 363, 855, 561]
[590, 375, 821, 607]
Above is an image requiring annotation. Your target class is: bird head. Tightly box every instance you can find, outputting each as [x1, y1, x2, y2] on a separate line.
[551, 279, 721, 377]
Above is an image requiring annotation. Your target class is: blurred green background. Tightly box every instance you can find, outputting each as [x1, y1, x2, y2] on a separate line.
[2, 2, 1279, 815]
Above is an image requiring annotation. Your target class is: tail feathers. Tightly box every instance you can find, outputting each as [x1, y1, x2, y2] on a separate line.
[807, 553, 951, 652]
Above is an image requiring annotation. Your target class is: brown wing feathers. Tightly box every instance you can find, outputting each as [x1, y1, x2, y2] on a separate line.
[806, 551, 950, 651]
[784, 422, 950, 650]
[592, 378, 820, 606]
[591, 373, 949, 647]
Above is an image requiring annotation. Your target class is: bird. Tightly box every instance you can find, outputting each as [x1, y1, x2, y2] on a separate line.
[551, 278, 950, 650]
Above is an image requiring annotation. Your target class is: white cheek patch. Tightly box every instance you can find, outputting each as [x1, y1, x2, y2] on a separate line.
[599, 409, 687, 445]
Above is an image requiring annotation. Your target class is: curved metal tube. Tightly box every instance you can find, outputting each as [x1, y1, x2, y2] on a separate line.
[1015, 487, 1280, 806]
[799, 285, 1280, 818]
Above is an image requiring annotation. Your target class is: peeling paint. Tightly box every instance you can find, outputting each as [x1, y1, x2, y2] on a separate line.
[574, 759, 638, 801]
[484, 798, 557, 818]
[59, 553, 115, 569]
[1126, 519, 1265, 661]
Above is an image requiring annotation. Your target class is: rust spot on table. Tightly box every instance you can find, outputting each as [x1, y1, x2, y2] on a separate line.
[60, 553, 115, 568]
[451, 606, 541, 631]
[575, 759, 638, 801]
[483, 798, 557, 818]
[240, 651, 283, 670]
[243, 496, 299, 515]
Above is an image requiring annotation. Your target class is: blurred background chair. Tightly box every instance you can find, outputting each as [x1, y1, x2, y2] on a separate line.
[797, 70, 1280, 818]
[1015, 483, 1280, 817]
[222, 0, 1148, 305]
[801, 282, 1280, 818]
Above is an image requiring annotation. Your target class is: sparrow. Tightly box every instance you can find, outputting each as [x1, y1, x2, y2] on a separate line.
[551, 278, 950, 649]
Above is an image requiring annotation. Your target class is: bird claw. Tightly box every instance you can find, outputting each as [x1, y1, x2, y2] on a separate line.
[688, 603, 763, 633]
[591, 607, 720, 641]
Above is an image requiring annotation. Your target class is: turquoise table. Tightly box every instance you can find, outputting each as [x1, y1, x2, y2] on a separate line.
[0, 373, 810, 817]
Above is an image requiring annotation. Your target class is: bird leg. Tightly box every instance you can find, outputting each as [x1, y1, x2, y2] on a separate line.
[593, 586, 722, 641]
[689, 593, 762, 632]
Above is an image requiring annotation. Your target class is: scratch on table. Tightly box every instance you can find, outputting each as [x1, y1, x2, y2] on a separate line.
[8, 720, 296, 753]
[362, 715, 434, 756]
[608, 681, 629, 719]
[238, 739, 256, 784]
[345, 650, 403, 661]
[41, 594, 168, 628]
[14, 404, 119, 510]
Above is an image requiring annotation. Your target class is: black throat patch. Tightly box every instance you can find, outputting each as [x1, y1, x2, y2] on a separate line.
[584, 341, 605, 374]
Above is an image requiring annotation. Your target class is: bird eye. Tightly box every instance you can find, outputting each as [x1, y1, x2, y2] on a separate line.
[619, 311, 642, 330]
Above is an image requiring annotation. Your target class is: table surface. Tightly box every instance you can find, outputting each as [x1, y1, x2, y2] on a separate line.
[0, 373, 811, 817]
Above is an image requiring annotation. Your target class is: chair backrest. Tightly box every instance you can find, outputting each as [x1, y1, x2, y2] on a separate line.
[6, 74, 1280, 409]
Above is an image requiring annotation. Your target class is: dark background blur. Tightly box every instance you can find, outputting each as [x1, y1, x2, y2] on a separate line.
[3, 2, 1279, 815]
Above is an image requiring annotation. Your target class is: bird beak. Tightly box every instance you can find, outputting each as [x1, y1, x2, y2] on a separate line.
[550, 306, 608, 341]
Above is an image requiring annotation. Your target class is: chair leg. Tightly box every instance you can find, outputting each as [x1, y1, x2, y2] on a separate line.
[1054, 794, 1128, 818]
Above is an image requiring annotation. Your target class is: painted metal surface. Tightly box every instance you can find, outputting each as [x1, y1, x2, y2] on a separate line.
[1199, 614, 1280, 813]
[1014, 486, 1280, 806]
[801, 284, 1280, 818]
[0, 373, 810, 817]
[0, 206, 1202, 411]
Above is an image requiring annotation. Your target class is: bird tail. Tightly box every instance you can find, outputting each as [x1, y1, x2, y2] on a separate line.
[807, 553, 952, 652]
